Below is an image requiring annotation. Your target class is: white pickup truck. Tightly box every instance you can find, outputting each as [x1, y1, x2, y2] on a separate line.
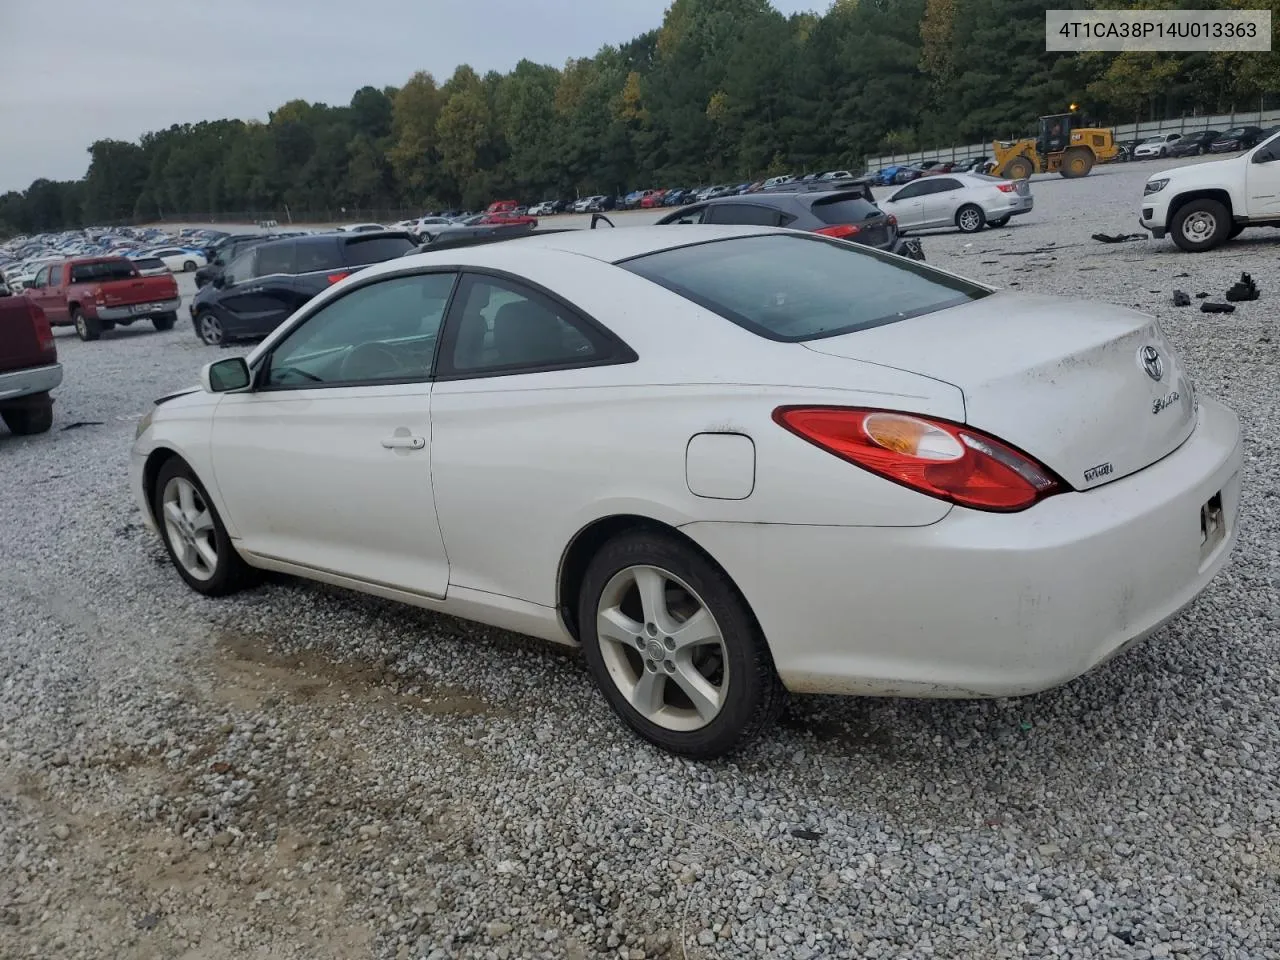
[1140, 131, 1280, 251]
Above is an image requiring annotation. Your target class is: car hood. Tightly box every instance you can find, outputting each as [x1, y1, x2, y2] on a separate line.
[1150, 153, 1244, 188]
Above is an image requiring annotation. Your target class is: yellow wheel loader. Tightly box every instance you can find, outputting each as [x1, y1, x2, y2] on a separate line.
[991, 112, 1119, 180]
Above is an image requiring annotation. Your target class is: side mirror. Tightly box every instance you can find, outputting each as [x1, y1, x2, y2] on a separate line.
[200, 357, 251, 394]
[1253, 147, 1277, 164]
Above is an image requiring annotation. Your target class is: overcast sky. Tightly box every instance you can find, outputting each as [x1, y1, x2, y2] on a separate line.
[0, 0, 819, 193]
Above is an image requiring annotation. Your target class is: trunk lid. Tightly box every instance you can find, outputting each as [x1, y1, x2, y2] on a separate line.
[801, 293, 1196, 490]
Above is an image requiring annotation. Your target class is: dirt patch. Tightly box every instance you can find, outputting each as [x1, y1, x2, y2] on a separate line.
[210, 628, 492, 717]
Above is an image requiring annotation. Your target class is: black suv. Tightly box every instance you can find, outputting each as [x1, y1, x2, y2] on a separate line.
[190, 231, 418, 345]
[195, 232, 306, 289]
[654, 189, 924, 260]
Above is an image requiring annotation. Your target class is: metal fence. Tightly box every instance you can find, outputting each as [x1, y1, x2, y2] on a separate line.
[135, 208, 434, 228]
[862, 108, 1280, 171]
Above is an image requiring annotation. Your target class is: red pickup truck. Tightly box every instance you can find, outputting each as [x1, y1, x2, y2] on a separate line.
[0, 294, 61, 434]
[23, 257, 181, 342]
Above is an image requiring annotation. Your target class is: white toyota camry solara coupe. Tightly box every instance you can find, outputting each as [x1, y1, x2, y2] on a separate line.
[131, 225, 1242, 758]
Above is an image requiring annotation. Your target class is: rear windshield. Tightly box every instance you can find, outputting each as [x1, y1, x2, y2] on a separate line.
[621, 234, 990, 342]
[70, 260, 137, 283]
[342, 234, 417, 265]
[810, 195, 883, 224]
[1221, 128, 1247, 137]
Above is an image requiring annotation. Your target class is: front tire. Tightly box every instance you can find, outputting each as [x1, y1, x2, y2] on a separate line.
[956, 204, 986, 233]
[1171, 199, 1230, 252]
[72, 308, 101, 341]
[1, 394, 53, 435]
[152, 312, 176, 331]
[153, 458, 254, 596]
[578, 530, 785, 759]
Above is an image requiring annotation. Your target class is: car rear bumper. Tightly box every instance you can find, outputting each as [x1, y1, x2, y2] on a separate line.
[0, 362, 62, 401]
[99, 297, 181, 321]
[681, 398, 1242, 698]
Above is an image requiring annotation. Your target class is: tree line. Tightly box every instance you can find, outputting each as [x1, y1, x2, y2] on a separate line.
[3, 0, 1277, 235]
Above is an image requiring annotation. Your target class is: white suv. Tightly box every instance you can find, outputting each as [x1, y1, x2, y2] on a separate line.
[1140, 130, 1280, 251]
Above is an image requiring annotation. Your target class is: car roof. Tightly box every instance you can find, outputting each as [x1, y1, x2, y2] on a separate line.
[395, 224, 777, 270]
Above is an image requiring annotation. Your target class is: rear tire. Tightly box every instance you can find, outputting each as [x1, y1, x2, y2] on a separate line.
[72, 308, 101, 341]
[195, 310, 223, 346]
[956, 204, 986, 233]
[183, 260, 197, 272]
[153, 458, 255, 596]
[1, 394, 53, 435]
[577, 530, 785, 759]
[152, 312, 176, 331]
[989, 215, 1011, 227]
[1171, 199, 1230, 252]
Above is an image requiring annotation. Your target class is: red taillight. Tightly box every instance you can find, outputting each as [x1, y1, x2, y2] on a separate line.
[30, 305, 55, 356]
[996, 182, 1017, 193]
[886, 214, 897, 225]
[815, 224, 861, 239]
[326, 272, 350, 285]
[773, 407, 1061, 512]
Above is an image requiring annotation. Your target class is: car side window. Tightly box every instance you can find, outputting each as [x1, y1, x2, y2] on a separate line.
[442, 274, 607, 376]
[667, 205, 708, 224]
[264, 272, 457, 388]
[705, 203, 786, 227]
[222, 249, 256, 286]
[46, 266, 60, 287]
[30, 267, 48, 289]
[891, 182, 926, 201]
[931, 178, 963, 193]
[255, 241, 296, 277]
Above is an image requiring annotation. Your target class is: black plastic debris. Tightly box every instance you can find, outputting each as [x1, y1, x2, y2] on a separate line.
[1172, 290, 1191, 307]
[1196, 292, 1209, 299]
[1225, 272, 1259, 302]
[61, 421, 104, 431]
[789, 828, 823, 841]
[1174, 272, 1190, 278]
[1201, 301, 1236, 314]
[1091, 232, 1145, 243]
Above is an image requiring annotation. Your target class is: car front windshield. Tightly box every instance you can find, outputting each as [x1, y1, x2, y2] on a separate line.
[1222, 128, 1246, 138]
[621, 234, 990, 342]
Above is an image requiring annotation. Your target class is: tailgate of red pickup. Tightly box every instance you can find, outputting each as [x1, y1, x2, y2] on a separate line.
[98, 275, 179, 306]
[0, 298, 55, 374]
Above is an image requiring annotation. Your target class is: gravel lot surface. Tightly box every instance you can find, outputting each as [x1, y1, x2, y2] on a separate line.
[1, 157, 1277, 960]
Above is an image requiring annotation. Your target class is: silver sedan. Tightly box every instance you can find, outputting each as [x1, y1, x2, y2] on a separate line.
[878, 173, 1034, 234]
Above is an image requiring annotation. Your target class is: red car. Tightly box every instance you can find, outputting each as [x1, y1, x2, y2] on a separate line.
[479, 211, 538, 227]
[486, 200, 521, 214]
[639, 190, 669, 209]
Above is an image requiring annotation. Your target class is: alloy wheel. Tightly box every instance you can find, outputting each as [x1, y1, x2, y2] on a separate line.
[1182, 211, 1217, 244]
[595, 565, 729, 731]
[958, 208, 982, 231]
[161, 476, 218, 581]
[198, 313, 223, 345]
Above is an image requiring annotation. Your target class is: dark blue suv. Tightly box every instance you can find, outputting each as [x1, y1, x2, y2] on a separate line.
[190, 231, 418, 345]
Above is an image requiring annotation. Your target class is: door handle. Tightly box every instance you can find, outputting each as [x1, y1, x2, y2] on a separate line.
[381, 435, 425, 450]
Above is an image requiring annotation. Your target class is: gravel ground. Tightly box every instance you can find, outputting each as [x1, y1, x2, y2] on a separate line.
[1, 157, 1278, 960]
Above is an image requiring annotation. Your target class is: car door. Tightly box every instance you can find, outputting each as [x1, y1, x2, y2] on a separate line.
[209, 270, 458, 596]
[882, 180, 929, 228]
[41, 264, 68, 324]
[23, 266, 52, 315]
[920, 177, 964, 228]
[209, 247, 286, 339]
[428, 272, 636, 603]
[1246, 137, 1280, 218]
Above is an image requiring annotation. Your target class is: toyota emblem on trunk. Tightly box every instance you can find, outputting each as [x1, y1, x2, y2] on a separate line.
[1140, 346, 1164, 381]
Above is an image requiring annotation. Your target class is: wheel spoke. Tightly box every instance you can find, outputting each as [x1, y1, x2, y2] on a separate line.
[666, 607, 718, 652]
[163, 501, 185, 529]
[178, 540, 198, 571]
[670, 658, 722, 722]
[177, 480, 196, 518]
[597, 606, 642, 647]
[630, 669, 667, 718]
[193, 538, 218, 572]
[191, 510, 214, 535]
[633, 567, 673, 633]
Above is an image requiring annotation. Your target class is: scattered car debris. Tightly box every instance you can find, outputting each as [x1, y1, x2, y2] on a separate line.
[1196, 292, 1209, 299]
[1201, 301, 1236, 314]
[1225, 272, 1259, 302]
[1172, 291, 1191, 307]
[1091, 232, 1145, 243]
[60, 421, 104, 431]
[1174, 272, 1190, 278]
[789, 828, 824, 841]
